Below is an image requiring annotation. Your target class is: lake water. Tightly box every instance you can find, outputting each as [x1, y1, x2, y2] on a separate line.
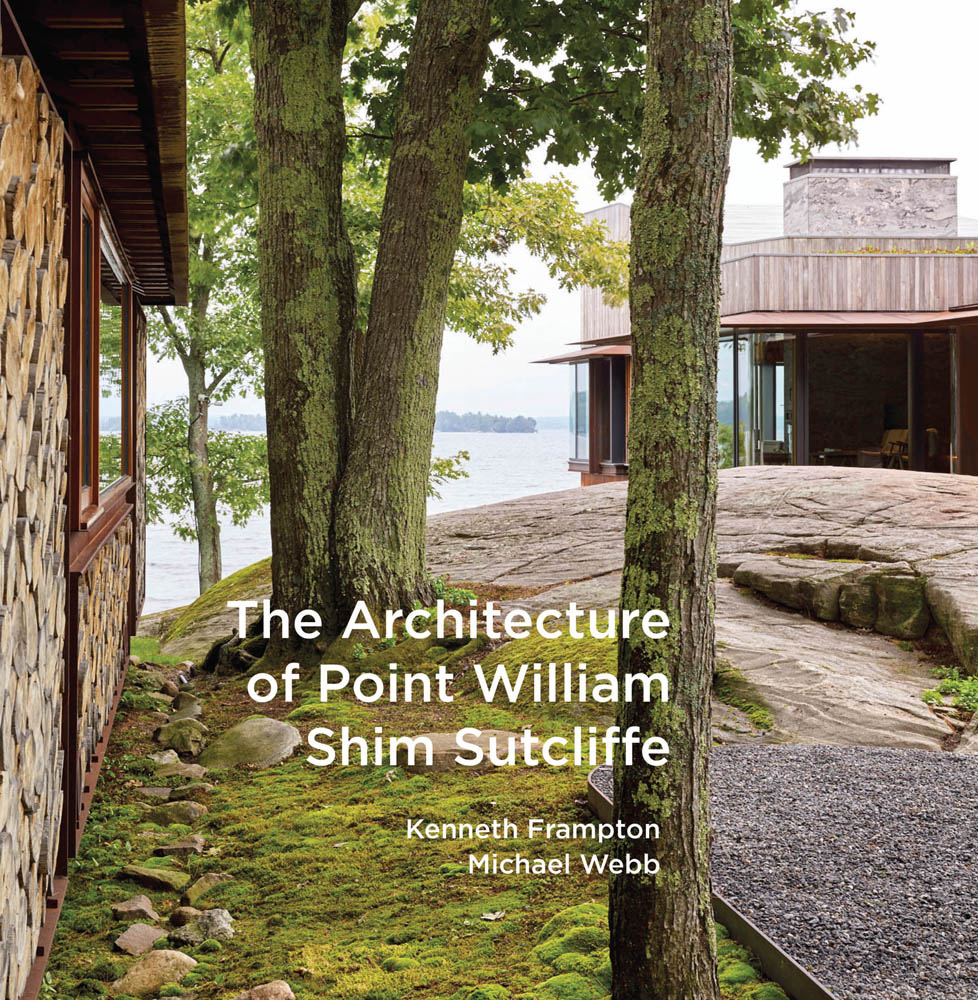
[144, 429, 578, 613]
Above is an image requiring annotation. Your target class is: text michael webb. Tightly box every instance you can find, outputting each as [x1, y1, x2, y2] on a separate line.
[408, 817, 661, 876]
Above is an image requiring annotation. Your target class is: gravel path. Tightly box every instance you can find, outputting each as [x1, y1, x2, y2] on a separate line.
[591, 746, 978, 1000]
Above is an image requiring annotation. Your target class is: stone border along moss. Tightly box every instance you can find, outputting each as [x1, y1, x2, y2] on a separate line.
[586, 768, 839, 1000]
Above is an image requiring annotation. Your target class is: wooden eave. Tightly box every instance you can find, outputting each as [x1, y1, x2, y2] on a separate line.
[6, 0, 189, 305]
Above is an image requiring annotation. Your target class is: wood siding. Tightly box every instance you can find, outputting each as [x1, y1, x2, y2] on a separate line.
[720, 252, 978, 315]
[0, 45, 70, 1000]
[581, 203, 630, 343]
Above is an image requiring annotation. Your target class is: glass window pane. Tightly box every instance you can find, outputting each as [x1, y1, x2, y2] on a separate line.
[81, 213, 93, 490]
[737, 334, 751, 466]
[575, 364, 589, 461]
[98, 252, 126, 493]
[718, 336, 734, 468]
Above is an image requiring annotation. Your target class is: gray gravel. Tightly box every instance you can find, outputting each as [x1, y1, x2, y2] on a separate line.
[590, 746, 978, 1000]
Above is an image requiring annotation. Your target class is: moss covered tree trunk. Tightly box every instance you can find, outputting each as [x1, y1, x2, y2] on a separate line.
[610, 1, 732, 998]
[333, 0, 490, 616]
[249, 0, 359, 636]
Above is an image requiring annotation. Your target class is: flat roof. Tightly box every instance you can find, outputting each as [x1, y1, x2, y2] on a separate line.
[721, 309, 978, 329]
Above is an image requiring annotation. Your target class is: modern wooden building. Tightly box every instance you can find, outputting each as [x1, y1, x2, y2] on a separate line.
[543, 157, 978, 484]
[0, 4, 188, 998]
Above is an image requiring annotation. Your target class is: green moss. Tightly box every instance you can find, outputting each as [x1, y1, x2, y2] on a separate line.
[463, 987, 510, 1000]
[381, 956, 420, 972]
[714, 660, 773, 731]
[719, 961, 761, 986]
[88, 959, 124, 982]
[164, 557, 272, 644]
[537, 904, 608, 943]
[746, 984, 790, 1000]
[532, 927, 607, 965]
[49, 581, 790, 1000]
[533, 972, 604, 1000]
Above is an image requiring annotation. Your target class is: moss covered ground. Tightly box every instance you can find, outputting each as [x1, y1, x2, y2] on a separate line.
[45, 585, 786, 1000]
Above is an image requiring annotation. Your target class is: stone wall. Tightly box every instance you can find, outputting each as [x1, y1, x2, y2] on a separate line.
[808, 334, 907, 456]
[76, 518, 132, 788]
[783, 174, 958, 236]
[0, 51, 70, 1000]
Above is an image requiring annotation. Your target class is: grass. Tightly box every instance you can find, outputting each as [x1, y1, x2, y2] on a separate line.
[44, 590, 787, 1000]
[130, 635, 191, 667]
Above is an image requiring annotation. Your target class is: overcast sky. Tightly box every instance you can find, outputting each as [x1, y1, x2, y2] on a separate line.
[148, 0, 978, 420]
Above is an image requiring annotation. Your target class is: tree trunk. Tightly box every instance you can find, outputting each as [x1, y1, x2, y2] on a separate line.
[610, 1, 732, 999]
[185, 356, 222, 592]
[332, 0, 490, 617]
[249, 0, 359, 636]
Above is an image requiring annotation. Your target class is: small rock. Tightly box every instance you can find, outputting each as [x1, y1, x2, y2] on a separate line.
[135, 786, 173, 801]
[170, 908, 234, 946]
[120, 864, 192, 893]
[198, 716, 300, 769]
[145, 800, 209, 826]
[230, 983, 296, 1000]
[111, 895, 161, 923]
[172, 692, 200, 711]
[110, 949, 197, 998]
[162, 678, 181, 697]
[114, 922, 167, 956]
[130, 669, 166, 692]
[169, 906, 203, 927]
[148, 691, 174, 706]
[154, 718, 209, 755]
[154, 834, 206, 858]
[147, 749, 179, 765]
[168, 782, 215, 802]
[129, 654, 142, 666]
[182, 872, 233, 907]
[170, 702, 203, 722]
[155, 761, 208, 780]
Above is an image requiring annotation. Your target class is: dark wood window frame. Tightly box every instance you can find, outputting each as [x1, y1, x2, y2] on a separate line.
[67, 155, 136, 543]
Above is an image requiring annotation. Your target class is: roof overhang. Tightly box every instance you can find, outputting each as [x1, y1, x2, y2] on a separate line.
[7, 0, 189, 305]
[535, 344, 632, 364]
[721, 310, 978, 330]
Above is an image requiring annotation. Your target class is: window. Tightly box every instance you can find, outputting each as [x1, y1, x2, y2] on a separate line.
[70, 162, 134, 527]
[98, 249, 130, 493]
[80, 209, 95, 500]
[569, 363, 589, 461]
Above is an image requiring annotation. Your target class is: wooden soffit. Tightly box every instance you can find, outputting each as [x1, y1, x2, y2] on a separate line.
[7, 0, 189, 305]
[720, 309, 978, 330]
[535, 344, 632, 364]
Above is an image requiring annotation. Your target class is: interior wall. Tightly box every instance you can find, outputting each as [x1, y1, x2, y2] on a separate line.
[808, 334, 908, 457]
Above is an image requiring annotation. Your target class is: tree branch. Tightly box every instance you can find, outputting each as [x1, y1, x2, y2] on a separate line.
[156, 305, 190, 362]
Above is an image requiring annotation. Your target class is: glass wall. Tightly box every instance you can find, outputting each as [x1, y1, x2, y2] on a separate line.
[751, 332, 795, 464]
[569, 362, 589, 461]
[718, 332, 751, 467]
